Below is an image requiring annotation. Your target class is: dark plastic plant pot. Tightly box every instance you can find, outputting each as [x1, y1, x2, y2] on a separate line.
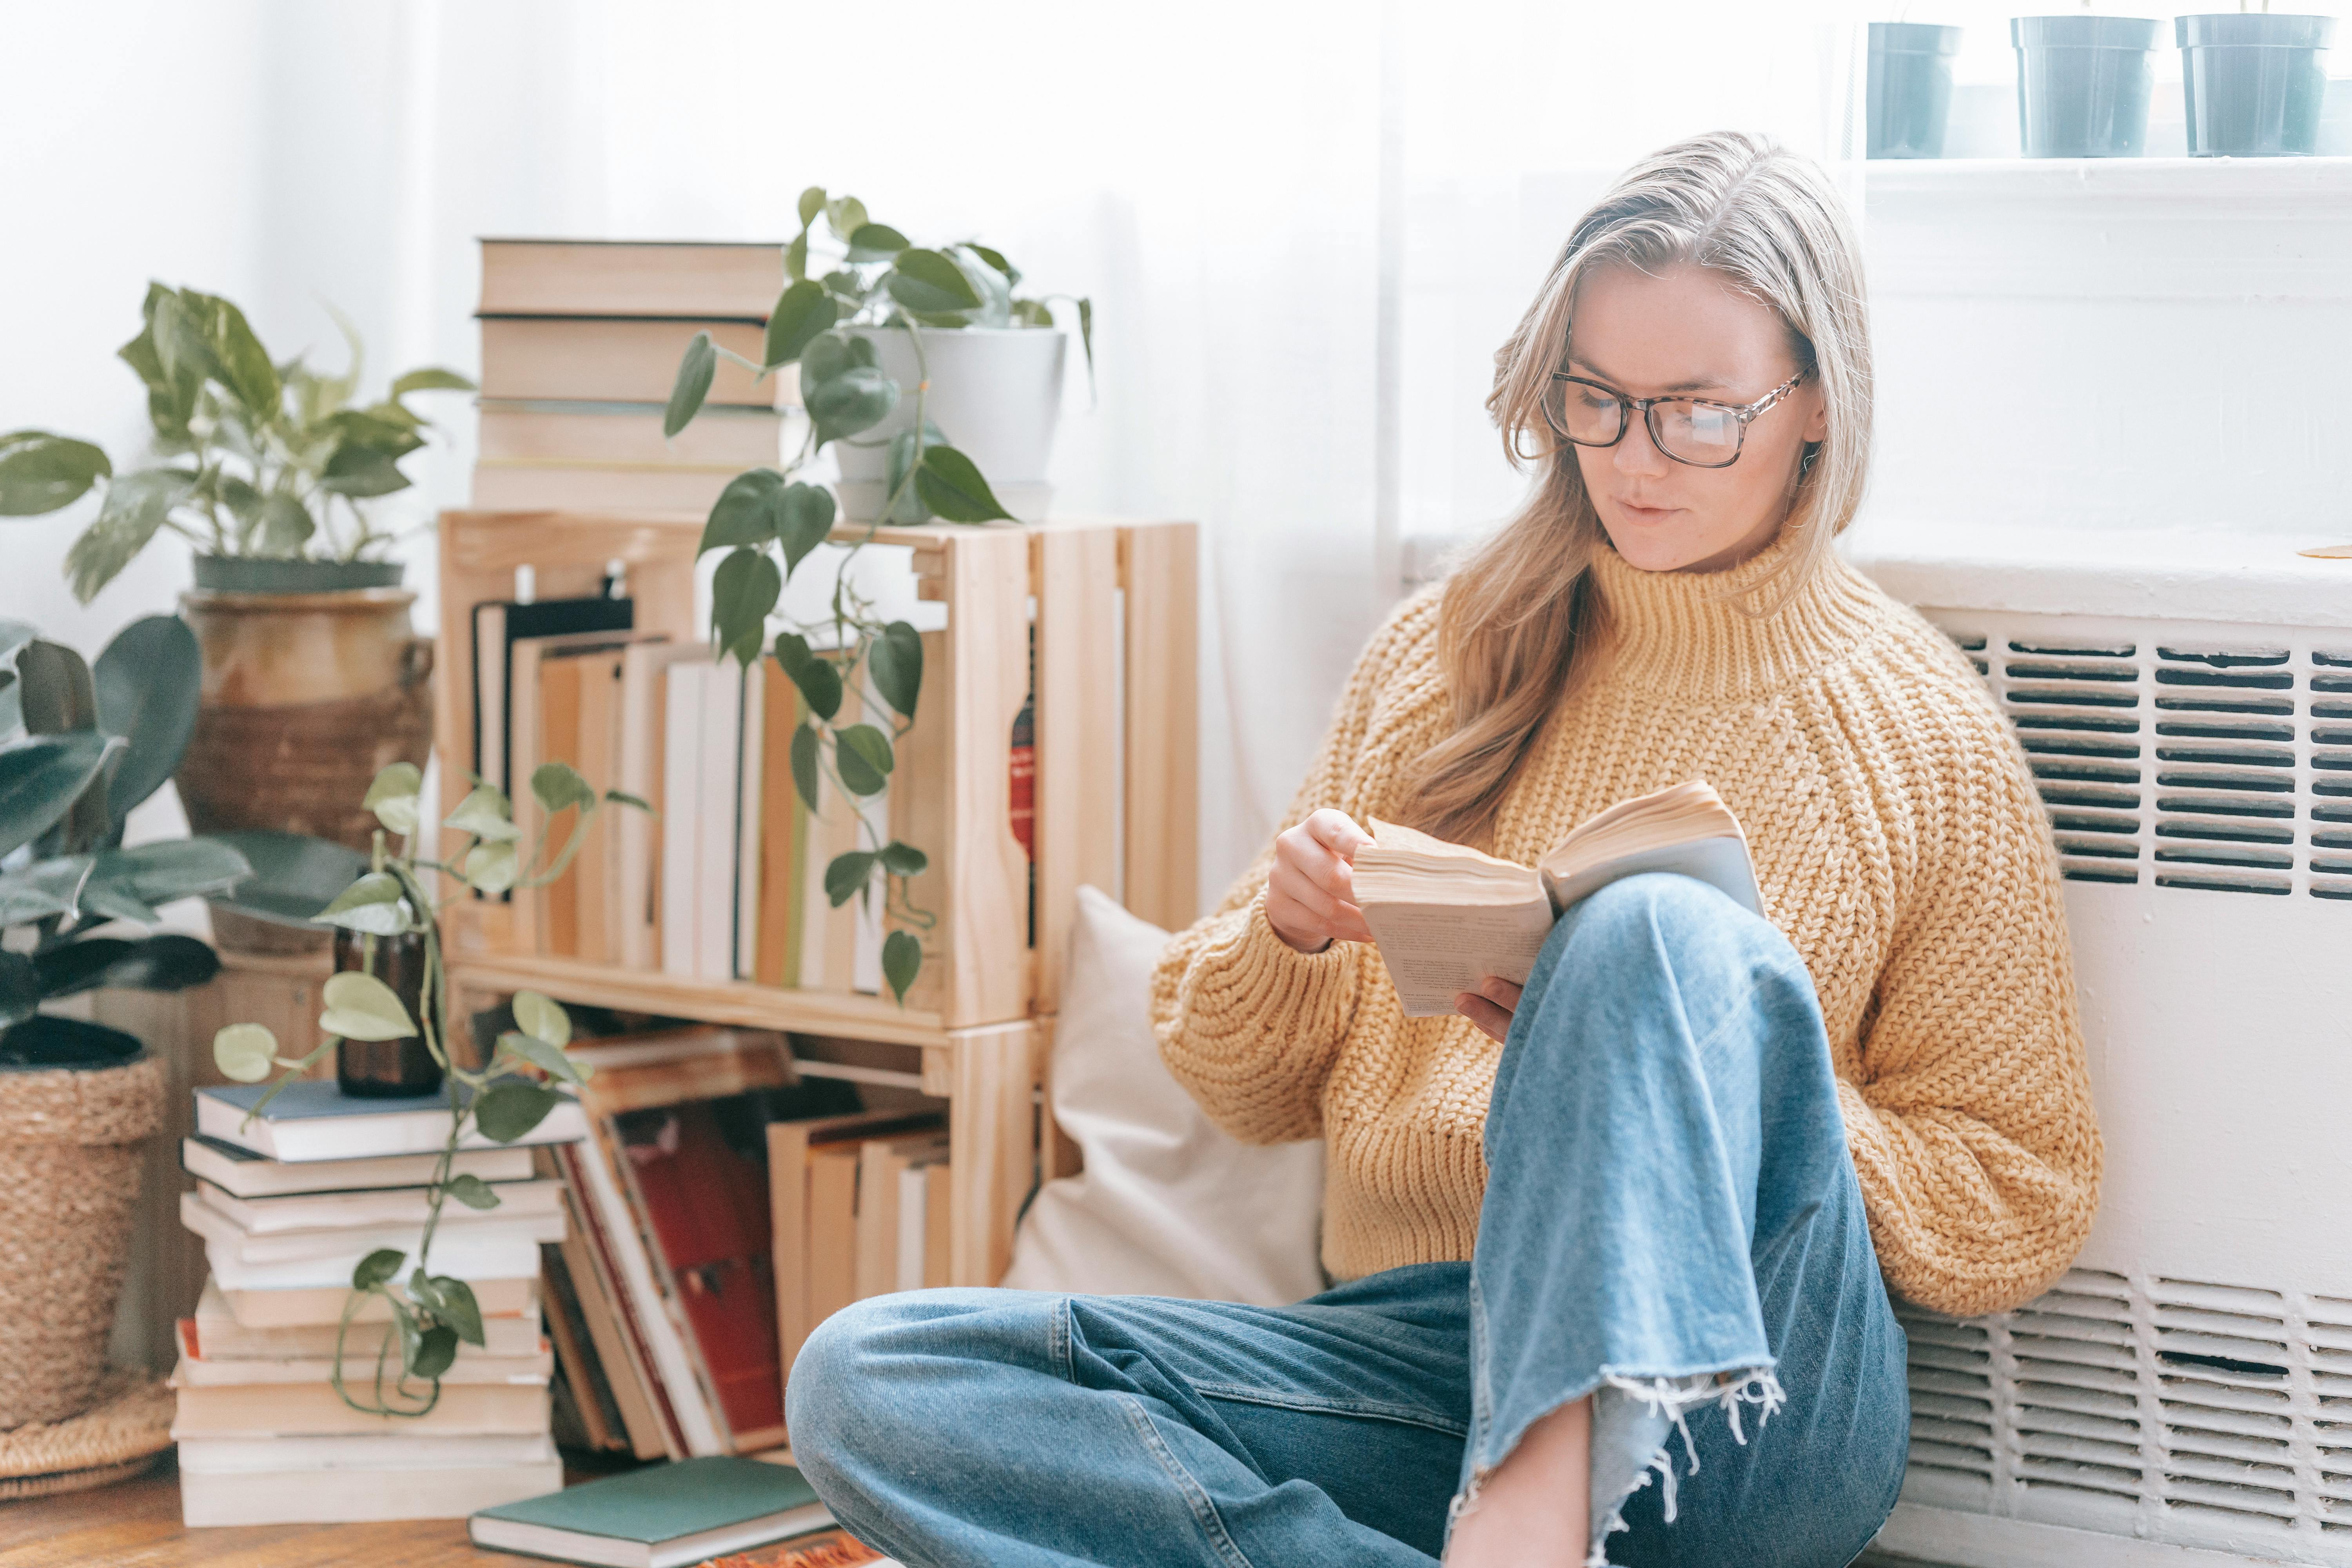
[1870, 23, 1964, 158]
[2178, 13, 2334, 158]
[0, 1014, 146, 1071]
[191, 555, 405, 593]
[2012, 14, 2162, 158]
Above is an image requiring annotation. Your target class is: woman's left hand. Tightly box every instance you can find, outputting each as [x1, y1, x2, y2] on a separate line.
[1455, 975, 1523, 1044]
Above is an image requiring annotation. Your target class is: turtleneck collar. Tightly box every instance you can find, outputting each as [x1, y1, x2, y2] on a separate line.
[1584, 522, 1887, 699]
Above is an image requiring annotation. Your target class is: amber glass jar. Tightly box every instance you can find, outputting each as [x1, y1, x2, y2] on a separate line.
[332, 928, 443, 1098]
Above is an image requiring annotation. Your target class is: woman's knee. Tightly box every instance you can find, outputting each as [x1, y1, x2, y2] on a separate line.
[788, 1287, 1053, 1470]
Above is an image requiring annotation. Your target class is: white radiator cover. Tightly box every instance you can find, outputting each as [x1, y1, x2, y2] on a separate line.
[1852, 528, 2352, 1568]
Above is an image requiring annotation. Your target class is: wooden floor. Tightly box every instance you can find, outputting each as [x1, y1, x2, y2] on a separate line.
[0, 1458, 549, 1567]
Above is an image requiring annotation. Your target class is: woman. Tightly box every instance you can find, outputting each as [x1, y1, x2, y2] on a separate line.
[788, 130, 2102, 1568]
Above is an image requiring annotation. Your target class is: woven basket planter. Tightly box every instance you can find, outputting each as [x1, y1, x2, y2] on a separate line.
[0, 1019, 163, 1430]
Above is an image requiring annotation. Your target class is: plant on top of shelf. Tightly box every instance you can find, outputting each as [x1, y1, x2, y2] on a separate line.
[212, 761, 642, 1416]
[0, 283, 474, 601]
[664, 188, 1093, 1006]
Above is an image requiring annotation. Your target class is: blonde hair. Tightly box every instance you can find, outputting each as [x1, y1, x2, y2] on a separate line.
[1413, 130, 1873, 844]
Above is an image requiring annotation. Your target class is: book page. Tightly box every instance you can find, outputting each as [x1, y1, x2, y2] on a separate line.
[1541, 835, 1761, 918]
[1359, 897, 1557, 1019]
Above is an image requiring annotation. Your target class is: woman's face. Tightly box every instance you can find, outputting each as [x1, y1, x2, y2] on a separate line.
[1563, 261, 1828, 574]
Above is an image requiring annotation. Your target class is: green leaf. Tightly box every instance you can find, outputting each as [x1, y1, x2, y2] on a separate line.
[778, 483, 835, 574]
[879, 840, 929, 877]
[844, 223, 911, 263]
[789, 721, 820, 812]
[786, 230, 809, 282]
[150, 288, 218, 393]
[711, 549, 781, 665]
[0, 864, 78, 929]
[83, 839, 252, 918]
[1009, 299, 1054, 328]
[797, 187, 828, 229]
[916, 443, 1016, 524]
[824, 850, 878, 909]
[324, 407, 425, 454]
[445, 786, 521, 843]
[824, 195, 869, 241]
[496, 1029, 588, 1085]
[762, 280, 838, 370]
[665, 330, 717, 438]
[885, 421, 948, 525]
[952, 248, 1013, 328]
[869, 620, 924, 720]
[807, 367, 899, 447]
[94, 615, 199, 824]
[390, 367, 475, 397]
[783, 651, 841, 722]
[0, 732, 114, 860]
[199, 830, 367, 929]
[512, 989, 571, 1047]
[352, 1248, 405, 1291]
[700, 467, 786, 554]
[212, 1022, 279, 1083]
[882, 928, 922, 1004]
[256, 494, 315, 555]
[531, 761, 595, 816]
[0, 432, 111, 516]
[967, 244, 1021, 285]
[604, 789, 651, 811]
[886, 249, 984, 314]
[207, 296, 281, 417]
[430, 1276, 485, 1347]
[410, 1324, 459, 1379]
[474, 1080, 562, 1143]
[0, 953, 40, 1028]
[363, 762, 424, 834]
[463, 838, 518, 894]
[799, 330, 878, 392]
[443, 1172, 502, 1210]
[836, 723, 895, 797]
[1076, 297, 1096, 399]
[65, 468, 194, 604]
[34, 933, 218, 998]
[319, 970, 415, 1042]
[315, 870, 410, 935]
[318, 441, 409, 498]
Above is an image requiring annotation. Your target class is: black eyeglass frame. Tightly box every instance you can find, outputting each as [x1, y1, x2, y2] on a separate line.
[1542, 367, 1811, 470]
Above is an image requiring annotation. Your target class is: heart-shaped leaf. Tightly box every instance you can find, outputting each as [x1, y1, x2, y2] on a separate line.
[763, 279, 838, 370]
[319, 442, 409, 499]
[824, 194, 869, 240]
[511, 989, 572, 1048]
[497, 1029, 588, 1085]
[700, 467, 786, 554]
[887, 249, 984, 314]
[786, 229, 809, 282]
[798, 330, 878, 392]
[884, 420, 949, 525]
[428, 1276, 485, 1347]
[0, 432, 112, 517]
[916, 443, 1015, 524]
[711, 549, 782, 666]
[784, 651, 841, 722]
[257, 494, 315, 555]
[212, 1022, 279, 1082]
[879, 840, 928, 877]
[807, 367, 899, 447]
[315, 870, 410, 935]
[443, 1174, 502, 1212]
[797, 186, 827, 228]
[445, 786, 521, 843]
[463, 839, 518, 893]
[352, 1248, 405, 1291]
[789, 722, 821, 812]
[824, 849, 878, 909]
[665, 331, 717, 438]
[363, 762, 424, 834]
[844, 223, 911, 263]
[882, 928, 922, 1004]
[778, 483, 836, 574]
[319, 970, 415, 1042]
[474, 1080, 562, 1143]
[869, 621, 923, 720]
[965, 243, 1020, 285]
[409, 1324, 459, 1379]
[531, 761, 596, 817]
[835, 724, 895, 797]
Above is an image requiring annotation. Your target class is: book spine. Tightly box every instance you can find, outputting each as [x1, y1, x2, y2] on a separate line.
[697, 663, 740, 982]
[661, 662, 702, 978]
[735, 659, 765, 981]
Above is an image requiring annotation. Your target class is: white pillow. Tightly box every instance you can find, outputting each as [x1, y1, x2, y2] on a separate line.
[1001, 885, 1326, 1305]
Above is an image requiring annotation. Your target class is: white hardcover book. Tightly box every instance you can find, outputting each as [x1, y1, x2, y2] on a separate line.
[181, 1136, 536, 1199]
[193, 1278, 543, 1358]
[194, 1081, 588, 1162]
[660, 660, 704, 978]
[181, 1191, 565, 1267]
[622, 641, 707, 971]
[175, 1432, 558, 1474]
[195, 1177, 563, 1235]
[735, 658, 765, 981]
[178, 1461, 564, 1527]
[174, 1345, 553, 1388]
[695, 661, 741, 982]
[205, 1238, 549, 1293]
[897, 1164, 929, 1294]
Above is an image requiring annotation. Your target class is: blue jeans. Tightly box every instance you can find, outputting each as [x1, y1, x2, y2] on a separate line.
[788, 874, 1910, 1566]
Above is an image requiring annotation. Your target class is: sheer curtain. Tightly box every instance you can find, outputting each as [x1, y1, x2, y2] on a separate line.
[2, 0, 1861, 900]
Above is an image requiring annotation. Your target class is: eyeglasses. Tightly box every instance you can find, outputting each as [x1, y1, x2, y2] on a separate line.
[1540, 367, 1809, 470]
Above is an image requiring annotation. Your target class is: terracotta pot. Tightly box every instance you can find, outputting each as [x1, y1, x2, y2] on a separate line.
[178, 586, 433, 951]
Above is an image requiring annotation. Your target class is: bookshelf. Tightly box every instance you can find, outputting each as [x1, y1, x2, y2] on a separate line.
[432, 507, 1198, 1290]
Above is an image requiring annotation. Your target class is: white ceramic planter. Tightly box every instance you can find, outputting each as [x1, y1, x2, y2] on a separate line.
[833, 325, 1067, 523]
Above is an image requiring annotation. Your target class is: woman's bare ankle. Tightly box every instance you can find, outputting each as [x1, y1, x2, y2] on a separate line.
[1443, 1396, 1592, 1567]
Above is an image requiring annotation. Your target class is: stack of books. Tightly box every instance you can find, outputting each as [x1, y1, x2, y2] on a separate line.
[170, 1080, 590, 1526]
[473, 239, 801, 513]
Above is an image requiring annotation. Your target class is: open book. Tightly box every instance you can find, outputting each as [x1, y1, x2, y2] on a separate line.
[1355, 779, 1759, 1018]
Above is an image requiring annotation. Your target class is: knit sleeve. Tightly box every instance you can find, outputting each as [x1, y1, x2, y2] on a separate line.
[1839, 699, 2104, 1318]
[1149, 589, 1443, 1145]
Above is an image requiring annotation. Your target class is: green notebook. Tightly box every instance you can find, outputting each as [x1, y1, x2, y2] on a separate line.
[468, 1456, 834, 1568]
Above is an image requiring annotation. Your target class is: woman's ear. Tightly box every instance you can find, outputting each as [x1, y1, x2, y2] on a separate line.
[1802, 390, 1829, 444]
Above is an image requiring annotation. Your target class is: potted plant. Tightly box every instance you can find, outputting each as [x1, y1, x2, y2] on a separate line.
[659, 189, 1094, 1004]
[2177, 6, 2335, 157]
[1869, 21, 1966, 158]
[2011, 7, 2163, 157]
[0, 615, 252, 1427]
[0, 285, 474, 912]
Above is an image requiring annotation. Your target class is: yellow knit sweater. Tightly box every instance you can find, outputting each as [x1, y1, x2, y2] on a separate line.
[1151, 527, 2102, 1318]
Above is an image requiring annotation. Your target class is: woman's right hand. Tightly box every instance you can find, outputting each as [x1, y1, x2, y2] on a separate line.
[1265, 809, 1376, 955]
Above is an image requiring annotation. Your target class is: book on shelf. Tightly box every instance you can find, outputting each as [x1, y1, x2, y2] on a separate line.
[469, 1454, 833, 1568]
[620, 641, 710, 972]
[1354, 779, 1759, 1018]
[767, 1107, 948, 1377]
[180, 1459, 566, 1529]
[192, 1276, 543, 1359]
[541, 1238, 630, 1455]
[477, 400, 791, 468]
[477, 317, 785, 408]
[473, 463, 742, 515]
[192, 1174, 563, 1234]
[853, 1131, 951, 1302]
[181, 1134, 539, 1198]
[470, 593, 636, 795]
[478, 239, 786, 319]
[169, 1378, 553, 1439]
[196, 1079, 589, 1162]
[214, 1274, 538, 1331]
[172, 1318, 553, 1388]
[539, 1136, 684, 1462]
